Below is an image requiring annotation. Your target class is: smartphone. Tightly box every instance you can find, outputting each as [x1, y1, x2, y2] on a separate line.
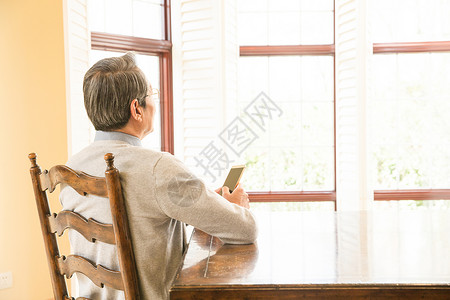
[221, 165, 246, 194]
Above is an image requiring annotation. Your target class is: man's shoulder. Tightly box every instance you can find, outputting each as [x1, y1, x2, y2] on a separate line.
[154, 151, 186, 169]
[122, 144, 164, 159]
[67, 141, 164, 171]
[153, 151, 200, 182]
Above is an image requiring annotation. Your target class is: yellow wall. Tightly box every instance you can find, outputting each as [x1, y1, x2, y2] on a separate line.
[0, 0, 68, 299]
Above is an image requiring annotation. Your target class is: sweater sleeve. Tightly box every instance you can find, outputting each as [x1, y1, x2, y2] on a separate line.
[153, 153, 258, 244]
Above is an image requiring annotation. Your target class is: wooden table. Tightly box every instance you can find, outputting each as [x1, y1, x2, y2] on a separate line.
[170, 210, 450, 299]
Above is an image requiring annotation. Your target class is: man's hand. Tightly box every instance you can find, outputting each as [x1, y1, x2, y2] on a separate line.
[215, 184, 250, 209]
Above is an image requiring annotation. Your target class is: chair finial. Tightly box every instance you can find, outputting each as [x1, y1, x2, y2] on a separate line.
[28, 153, 37, 167]
[104, 153, 115, 170]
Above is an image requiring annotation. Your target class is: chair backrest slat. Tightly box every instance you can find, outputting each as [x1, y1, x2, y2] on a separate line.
[57, 255, 123, 291]
[48, 211, 115, 244]
[29, 152, 140, 300]
[40, 165, 108, 197]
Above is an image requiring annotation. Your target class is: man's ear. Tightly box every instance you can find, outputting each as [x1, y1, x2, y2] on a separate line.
[130, 99, 143, 121]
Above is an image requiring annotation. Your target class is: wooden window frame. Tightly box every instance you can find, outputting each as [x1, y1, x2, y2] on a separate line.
[90, 0, 174, 154]
[373, 40, 450, 201]
[240, 8, 336, 207]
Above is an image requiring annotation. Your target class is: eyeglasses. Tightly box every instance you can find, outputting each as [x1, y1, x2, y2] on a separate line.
[138, 88, 160, 102]
[150, 88, 160, 99]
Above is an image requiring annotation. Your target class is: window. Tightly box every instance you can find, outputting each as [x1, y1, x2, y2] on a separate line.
[87, 0, 173, 153]
[371, 0, 450, 207]
[236, 0, 335, 209]
[77, 0, 450, 211]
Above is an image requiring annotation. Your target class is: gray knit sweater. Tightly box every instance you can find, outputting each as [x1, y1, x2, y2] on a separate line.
[60, 137, 258, 300]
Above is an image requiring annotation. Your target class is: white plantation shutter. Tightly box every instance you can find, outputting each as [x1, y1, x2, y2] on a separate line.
[335, 0, 373, 211]
[63, 4, 90, 295]
[221, 0, 239, 126]
[173, 0, 238, 186]
[335, 2, 372, 276]
[63, 0, 92, 156]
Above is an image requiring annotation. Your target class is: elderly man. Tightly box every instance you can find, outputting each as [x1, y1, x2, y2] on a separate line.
[60, 52, 257, 300]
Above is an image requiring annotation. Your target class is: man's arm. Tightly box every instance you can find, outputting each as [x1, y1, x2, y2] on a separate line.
[153, 153, 257, 244]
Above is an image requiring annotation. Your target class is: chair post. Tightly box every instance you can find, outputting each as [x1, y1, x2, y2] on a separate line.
[104, 153, 140, 300]
[28, 153, 68, 299]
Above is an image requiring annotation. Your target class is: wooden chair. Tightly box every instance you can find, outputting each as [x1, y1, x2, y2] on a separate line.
[29, 152, 140, 300]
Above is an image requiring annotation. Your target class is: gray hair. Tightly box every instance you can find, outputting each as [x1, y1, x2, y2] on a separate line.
[83, 52, 148, 131]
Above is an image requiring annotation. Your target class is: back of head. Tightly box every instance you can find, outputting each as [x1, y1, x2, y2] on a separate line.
[83, 52, 148, 131]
